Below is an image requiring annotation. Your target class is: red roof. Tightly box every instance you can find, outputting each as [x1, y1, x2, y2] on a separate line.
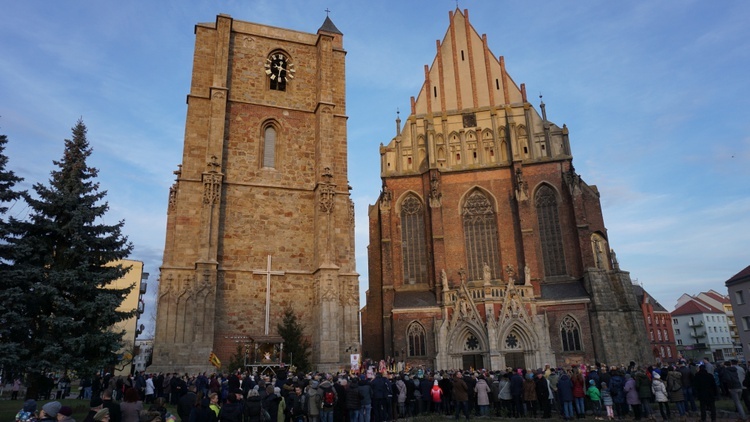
[672, 298, 722, 316]
[701, 290, 730, 304]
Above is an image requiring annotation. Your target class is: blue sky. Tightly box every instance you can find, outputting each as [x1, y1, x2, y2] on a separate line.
[2, 1, 749, 337]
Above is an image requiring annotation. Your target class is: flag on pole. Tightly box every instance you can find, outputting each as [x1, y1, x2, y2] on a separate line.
[209, 351, 221, 369]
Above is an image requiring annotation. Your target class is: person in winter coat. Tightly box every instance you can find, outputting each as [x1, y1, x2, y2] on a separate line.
[317, 379, 337, 422]
[430, 380, 444, 414]
[452, 372, 470, 421]
[651, 372, 670, 422]
[243, 389, 263, 422]
[535, 371, 553, 419]
[498, 374, 512, 418]
[609, 371, 626, 419]
[693, 365, 717, 422]
[601, 383, 614, 421]
[523, 373, 538, 418]
[586, 380, 602, 419]
[490, 376, 501, 417]
[262, 387, 283, 422]
[345, 379, 361, 422]
[395, 376, 407, 418]
[666, 368, 686, 419]
[474, 376, 492, 416]
[361, 378, 375, 422]
[218, 391, 243, 422]
[510, 371, 525, 418]
[557, 373, 575, 421]
[572, 369, 586, 418]
[720, 361, 746, 420]
[634, 370, 653, 420]
[190, 394, 218, 422]
[623, 374, 641, 421]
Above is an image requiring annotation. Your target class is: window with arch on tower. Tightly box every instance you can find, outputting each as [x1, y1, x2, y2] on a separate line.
[535, 185, 566, 277]
[400, 195, 428, 284]
[462, 190, 501, 282]
[560, 315, 582, 352]
[407, 322, 426, 357]
[262, 125, 277, 168]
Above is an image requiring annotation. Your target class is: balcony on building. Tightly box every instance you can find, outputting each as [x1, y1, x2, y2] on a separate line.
[690, 331, 706, 339]
[688, 320, 704, 328]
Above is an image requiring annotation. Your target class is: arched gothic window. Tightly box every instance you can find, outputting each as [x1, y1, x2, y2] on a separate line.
[650, 330, 654, 341]
[663, 329, 668, 341]
[407, 322, 426, 356]
[560, 315, 582, 352]
[462, 190, 501, 281]
[657, 330, 662, 341]
[667, 347, 672, 358]
[535, 185, 566, 276]
[660, 346, 665, 358]
[262, 125, 277, 168]
[400, 195, 428, 284]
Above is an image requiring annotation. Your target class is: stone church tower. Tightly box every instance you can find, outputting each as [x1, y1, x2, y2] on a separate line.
[151, 14, 359, 373]
[362, 9, 650, 370]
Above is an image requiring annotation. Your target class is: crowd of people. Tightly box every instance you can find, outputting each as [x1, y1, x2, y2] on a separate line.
[10, 356, 750, 422]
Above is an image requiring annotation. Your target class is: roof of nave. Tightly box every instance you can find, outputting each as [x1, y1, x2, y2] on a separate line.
[393, 290, 438, 308]
[540, 280, 589, 300]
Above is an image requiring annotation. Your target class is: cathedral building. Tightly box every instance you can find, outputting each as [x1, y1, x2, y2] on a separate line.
[361, 9, 650, 370]
[151, 14, 359, 373]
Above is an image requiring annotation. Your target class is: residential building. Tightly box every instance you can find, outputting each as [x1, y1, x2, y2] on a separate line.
[134, 339, 154, 373]
[634, 285, 677, 363]
[109, 259, 148, 375]
[726, 265, 750, 362]
[672, 295, 732, 362]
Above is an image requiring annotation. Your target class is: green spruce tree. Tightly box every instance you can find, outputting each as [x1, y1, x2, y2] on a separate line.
[0, 130, 25, 372]
[3, 119, 133, 393]
[277, 307, 312, 372]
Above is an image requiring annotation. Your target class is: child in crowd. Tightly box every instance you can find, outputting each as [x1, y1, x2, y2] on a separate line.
[586, 379, 602, 419]
[600, 382, 614, 421]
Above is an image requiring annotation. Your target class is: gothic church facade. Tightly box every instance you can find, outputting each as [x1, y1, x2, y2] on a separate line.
[362, 9, 650, 370]
[151, 14, 359, 373]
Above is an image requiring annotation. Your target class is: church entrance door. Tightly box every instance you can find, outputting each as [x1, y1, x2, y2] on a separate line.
[462, 354, 484, 370]
[505, 352, 525, 369]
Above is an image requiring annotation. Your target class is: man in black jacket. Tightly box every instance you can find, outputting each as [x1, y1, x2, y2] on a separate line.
[693, 364, 717, 422]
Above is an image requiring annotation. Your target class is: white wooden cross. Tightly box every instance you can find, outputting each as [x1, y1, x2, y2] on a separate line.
[252, 255, 285, 335]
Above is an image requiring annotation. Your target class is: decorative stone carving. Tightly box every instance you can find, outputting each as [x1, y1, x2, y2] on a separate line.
[483, 262, 491, 286]
[611, 248, 620, 271]
[202, 172, 223, 206]
[379, 181, 392, 210]
[168, 184, 177, 209]
[321, 277, 337, 301]
[429, 172, 442, 208]
[514, 168, 528, 201]
[564, 165, 583, 196]
[318, 167, 336, 213]
[524, 264, 531, 286]
[441, 269, 448, 291]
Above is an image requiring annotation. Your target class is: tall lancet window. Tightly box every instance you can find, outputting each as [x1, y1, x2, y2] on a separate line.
[407, 322, 426, 356]
[462, 190, 501, 282]
[262, 126, 276, 168]
[560, 315, 582, 352]
[400, 195, 428, 284]
[535, 185, 566, 276]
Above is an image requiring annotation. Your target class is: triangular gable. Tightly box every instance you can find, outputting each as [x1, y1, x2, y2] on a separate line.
[413, 9, 524, 116]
